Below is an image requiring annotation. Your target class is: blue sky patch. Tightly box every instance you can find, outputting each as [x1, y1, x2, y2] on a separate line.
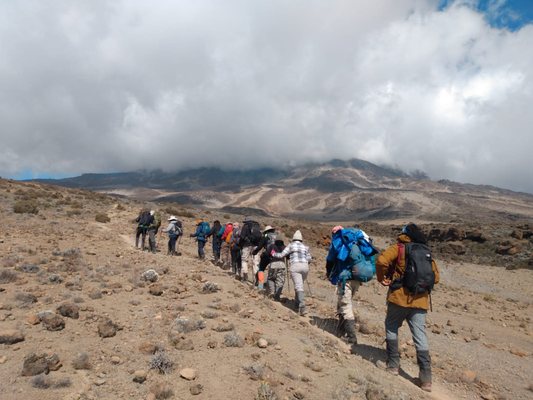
[439, 0, 533, 31]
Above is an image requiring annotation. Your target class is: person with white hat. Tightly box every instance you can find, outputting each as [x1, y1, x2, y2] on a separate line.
[164, 216, 182, 256]
[271, 230, 312, 315]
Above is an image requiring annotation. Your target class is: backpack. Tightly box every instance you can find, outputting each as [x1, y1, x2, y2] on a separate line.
[349, 242, 376, 282]
[200, 222, 211, 236]
[171, 221, 183, 236]
[217, 225, 225, 238]
[399, 242, 435, 295]
[241, 221, 262, 246]
[326, 228, 377, 285]
[138, 212, 152, 227]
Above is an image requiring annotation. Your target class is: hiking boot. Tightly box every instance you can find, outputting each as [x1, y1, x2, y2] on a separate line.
[420, 382, 432, 392]
[296, 291, 306, 316]
[343, 319, 358, 345]
[242, 273, 249, 283]
[417, 350, 432, 388]
[386, 339, 400, 371]
[336, 314, 345, 337]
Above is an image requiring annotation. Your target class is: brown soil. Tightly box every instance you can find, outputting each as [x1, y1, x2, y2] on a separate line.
[0, 179, 531, 400]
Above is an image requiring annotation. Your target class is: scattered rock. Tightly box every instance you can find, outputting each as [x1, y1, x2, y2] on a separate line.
[40, 313, 65, 331]
[21, 353, 61, 376]
[0, 356, 7, 364]
[26, 313, 41, 325]
[0, 329, 25, 345]
[257, 338, 268, 348]
[57, 302, 79, 319]
[48, 274, 63, 284]
[133, 370, 148, 383]
[180, 368, 198, 380]
[190, 383, 203, 395]
[111, 356, 121, 364]
[141, 269, 159, 282]
[461, 370, 477, 383]
[148, 284, 163, 296]
[139, 341, 159, 355]
[213, 322, 235, 332]
[98, 319, 118, 338]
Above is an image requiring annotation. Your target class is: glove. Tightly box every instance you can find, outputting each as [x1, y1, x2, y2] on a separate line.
[270, 250, 276, 257]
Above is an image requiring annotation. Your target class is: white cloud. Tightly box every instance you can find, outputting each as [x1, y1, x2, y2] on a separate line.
[0, 0, 531, 192]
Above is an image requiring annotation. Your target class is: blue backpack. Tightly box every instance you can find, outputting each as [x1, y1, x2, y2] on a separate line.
[217, 226, 225, 238]
[200, 222, 211, 236]
[327, 228, 377, 285]
[349, 240, 376, 282]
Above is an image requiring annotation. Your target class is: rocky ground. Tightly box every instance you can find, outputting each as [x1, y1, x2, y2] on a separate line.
[0, 179, 532, 400]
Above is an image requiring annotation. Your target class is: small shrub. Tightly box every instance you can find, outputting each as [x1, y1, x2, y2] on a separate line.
[256, 382, 278, 400]
[174, 317, 206, 333]
[0, 269, 18, 283]
[31, 374, 72, 389]
[149, 351, 174, 374]
[13, 200, 39, 214]
[243, 363, 265, 380]
[200, 310, 219, 319]
[95, 213, 110, 223]
[150, 382, 174, 399]
[14, 292, 38, 306]
[72, 352, 91, 370]
[66, 209, 82, 217]
[224, 331, 245, 348]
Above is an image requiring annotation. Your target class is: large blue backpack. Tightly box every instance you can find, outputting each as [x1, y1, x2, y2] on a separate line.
[328, 228, 377, 283]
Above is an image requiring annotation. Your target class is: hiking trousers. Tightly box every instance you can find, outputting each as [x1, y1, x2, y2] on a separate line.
[197, 240, 206, 259]
[221, 242, 231, 266]
[148, 229, 157, 253]
[136, 227, 148, 249]
[168, 235, 178, 255]
[212, 238, 222, 261]
[267, 267, 285, 300]
[231, 248, 241, 275]
[337, 280, 361, 321]
[241, 246, 260, 277]
[289, 262, 309, 292]
[385, 302, 429, 352]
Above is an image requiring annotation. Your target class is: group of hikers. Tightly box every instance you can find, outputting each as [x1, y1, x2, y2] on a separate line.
[134, 210, 439, 392]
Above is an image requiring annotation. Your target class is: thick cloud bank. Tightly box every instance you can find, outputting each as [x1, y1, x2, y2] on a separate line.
[0, 0, 532, 192]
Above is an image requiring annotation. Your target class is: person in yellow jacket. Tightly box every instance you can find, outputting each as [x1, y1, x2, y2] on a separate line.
[376, 223, 439, 393]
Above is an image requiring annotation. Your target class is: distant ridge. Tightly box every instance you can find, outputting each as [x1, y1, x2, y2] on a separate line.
[31, 158, 533, 222]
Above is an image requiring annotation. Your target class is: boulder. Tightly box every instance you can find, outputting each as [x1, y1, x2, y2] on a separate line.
[0, 329, 25, 345]
[41, 313, 65, 331]
[180, 368, 198, 381]
[21, 353, 62, 376]
[98, 319, 118, 338]
[57, 302, 79, 319]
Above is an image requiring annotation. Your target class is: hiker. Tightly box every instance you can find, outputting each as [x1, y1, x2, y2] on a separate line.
[238, 217, 262, 282]
[253, 225, 277, 288]
[325, 225, 378, 344]
[135, 209, 153, 250]
[147, 210, 161, 253]
[165, 216, 182, 255]
[376, 223, 440, 392]
[271, 230, 312, 315]
[230, 222, 242, 276]
[190, 219, 210, 259]
[264, 238, 286, 301]
[220, 222, 234, 269]
[206, 220, 224, 264]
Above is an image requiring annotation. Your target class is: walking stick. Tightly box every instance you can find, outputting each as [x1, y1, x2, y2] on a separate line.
[285, 259, 291, 294]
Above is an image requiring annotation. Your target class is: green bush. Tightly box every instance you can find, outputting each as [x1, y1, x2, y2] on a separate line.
[95, 213, 110, 223]
[13, 200, 39, 214]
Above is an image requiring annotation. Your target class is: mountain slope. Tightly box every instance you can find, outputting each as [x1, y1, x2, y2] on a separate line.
[33, 159, 533, 222]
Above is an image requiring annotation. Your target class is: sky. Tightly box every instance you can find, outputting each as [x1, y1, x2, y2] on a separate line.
[1, 0, 532, 193]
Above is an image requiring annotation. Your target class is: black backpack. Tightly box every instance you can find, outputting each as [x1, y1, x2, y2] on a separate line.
[401, 243, 435, 295]
[138, 212, 152, 227]
[241, 221, 262, 246]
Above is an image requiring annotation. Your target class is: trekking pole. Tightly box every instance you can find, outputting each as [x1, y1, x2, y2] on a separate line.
[285, 259, 291, 294]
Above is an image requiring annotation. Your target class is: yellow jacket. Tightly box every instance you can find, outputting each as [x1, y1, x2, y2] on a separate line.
[376, 234, 439, 310]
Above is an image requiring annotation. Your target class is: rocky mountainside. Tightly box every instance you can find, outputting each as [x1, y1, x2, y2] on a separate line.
[34, 159, 533, 222]
[0, 179, 531, 400]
